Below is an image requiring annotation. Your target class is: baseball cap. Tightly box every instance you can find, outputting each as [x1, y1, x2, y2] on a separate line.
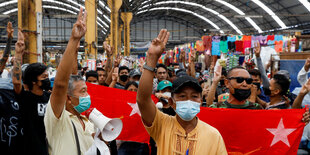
[157, 80, 172, 91]
[129, 69, 141, 77]
[172, 75, 202, 93]
[276, 70, 290, 80]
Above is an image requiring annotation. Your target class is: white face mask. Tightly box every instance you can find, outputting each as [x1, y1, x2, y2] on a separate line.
[163, 92, 171, 98]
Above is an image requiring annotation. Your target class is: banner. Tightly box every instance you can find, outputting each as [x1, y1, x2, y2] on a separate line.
[86, 83, 305, 154]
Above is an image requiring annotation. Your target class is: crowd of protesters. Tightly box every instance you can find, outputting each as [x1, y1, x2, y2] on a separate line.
[1, 7, 310, 155]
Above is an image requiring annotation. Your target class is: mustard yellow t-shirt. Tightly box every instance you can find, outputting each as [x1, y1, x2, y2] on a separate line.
[144, 109, 227, 155]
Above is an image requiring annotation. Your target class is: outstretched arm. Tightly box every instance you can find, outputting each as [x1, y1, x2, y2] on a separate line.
[292, 78, 310, 109]
[50, 8, 87, 118]
[137, 29, 170, 126]
[254, 41, 270, 89]
[12, 30, 25, 94]
[0, 22, 14, 75]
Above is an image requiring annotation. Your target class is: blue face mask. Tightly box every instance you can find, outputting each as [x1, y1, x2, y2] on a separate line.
[175, 100, 200, 121]
[73, 95, 91, 113]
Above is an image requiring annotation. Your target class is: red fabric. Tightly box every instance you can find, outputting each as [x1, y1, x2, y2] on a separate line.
[196, 40, 205, 52]
[202, 36, 212, 51]
[235, 40, 244, 52]
[86, 83, 305, 154]
[267, 35, 275, 41]
[85, 83, 159, 144]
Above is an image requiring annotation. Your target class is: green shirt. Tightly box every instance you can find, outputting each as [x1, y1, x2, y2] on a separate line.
[209, 100, 263, 109]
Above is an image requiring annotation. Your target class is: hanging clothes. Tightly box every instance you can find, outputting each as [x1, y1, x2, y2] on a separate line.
[227, 36, 236, 51]
[196, 40, 205, 52]
[267, 35, 275, 42]
[235, 40, 243, 53]
[220, 36, 228, 54]
[242, 35, 251, 54]
[212, 36, 221, 56]
[202, 36, 212, 55]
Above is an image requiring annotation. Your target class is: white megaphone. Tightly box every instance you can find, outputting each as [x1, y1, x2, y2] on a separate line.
[85, 108, 123, 142]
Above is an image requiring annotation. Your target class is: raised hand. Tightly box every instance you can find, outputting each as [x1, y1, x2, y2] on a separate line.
[304, 58, 310, 72]
[300, 78, 310, 95]
[254, 41, 261, 58]
[72, 7, 87, 40]
[7, 22, 13, 38]
[114, 54, 122, 67]
[104, 42, 113, 57]
[15, 30, 25, 55]
[112, 67, 119, 81]
[213, 65, 222, 82]
[147, 29, 170, 59]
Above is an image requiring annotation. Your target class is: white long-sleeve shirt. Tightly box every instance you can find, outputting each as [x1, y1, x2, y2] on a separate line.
[298, 66, 310, 86]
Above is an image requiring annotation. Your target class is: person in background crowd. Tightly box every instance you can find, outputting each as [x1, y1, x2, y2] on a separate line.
[209, 66, 262, 109]
[115, 66, 130, 89]
[13, 30, 51, 155]
[215, 67, 229, 102]
[96, 67, 108, 86]
[124, 81, 138, 92]
[153, 64, 168, 94]
[254, 42, 296, 105]
[86, 70, 99, 84]
[137, 29, 227, 155]
[0, 22, 13, 78]
[155, 80, 175, 116]
[129, 68, 141, 84]
[248, 69, 270, 103]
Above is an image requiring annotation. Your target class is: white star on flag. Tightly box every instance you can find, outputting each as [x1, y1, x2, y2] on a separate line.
[266, 118, 296, 147]
[128, 102, 141, 116]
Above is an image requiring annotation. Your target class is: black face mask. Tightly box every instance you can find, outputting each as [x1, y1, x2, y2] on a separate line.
[232, 88, 251, 101]
[264, 88, 271, 96]
[220, 80, 225, 86]
[253, 82, 261, 90]
[40, 78, 51, 91]
[120, 75, 129, 82]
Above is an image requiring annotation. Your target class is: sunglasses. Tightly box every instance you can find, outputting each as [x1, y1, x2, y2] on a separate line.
[228, 77, 253, 84]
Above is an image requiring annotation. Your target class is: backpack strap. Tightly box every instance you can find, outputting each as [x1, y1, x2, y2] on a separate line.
[71, 121, 81, 155]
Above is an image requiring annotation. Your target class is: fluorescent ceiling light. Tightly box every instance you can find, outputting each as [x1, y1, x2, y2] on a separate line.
[215, 0, 262, 33]
[299, 0, 310, 12]
[252, 0, 287, 29]
[137, 7, 223, 33]
[43, 5, 77, 14]
[97, 17, 109, 28]
[99, 0, 111, 13]
[0, 0, 17, 7]
[139, 1, 242, 35]
[234, 15, 263, 18]
[3, 8, 18, 15]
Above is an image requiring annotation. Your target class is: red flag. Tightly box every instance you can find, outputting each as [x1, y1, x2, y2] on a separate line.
[197, 108, 305, 155]
[87, 83, 305, 154]
[86, 83, 158, 144]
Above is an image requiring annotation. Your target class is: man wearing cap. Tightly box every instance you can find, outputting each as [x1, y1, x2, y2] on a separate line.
[137, 29, 227, 155]
[129, 69, 141, 84]
[155, 80, 175, 116]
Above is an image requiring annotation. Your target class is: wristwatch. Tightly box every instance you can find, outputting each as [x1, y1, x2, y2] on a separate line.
[143, 64, 155, 72]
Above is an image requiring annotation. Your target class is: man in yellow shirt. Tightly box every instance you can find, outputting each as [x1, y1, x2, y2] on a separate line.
[137, 29, 227, 155]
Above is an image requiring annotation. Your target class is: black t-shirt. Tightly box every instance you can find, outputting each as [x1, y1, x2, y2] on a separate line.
[16, 89, 51, 155]
[0, 89, 23, 155]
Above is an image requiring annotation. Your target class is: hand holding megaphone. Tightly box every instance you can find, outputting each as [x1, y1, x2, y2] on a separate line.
[85, 108, 123, 142]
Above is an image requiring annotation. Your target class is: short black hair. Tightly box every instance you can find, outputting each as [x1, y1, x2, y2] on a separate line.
[86, 70, 98, 80]
[23, 63, 47, 90]
[124, 81, 138, 90]
[156, 64, 167, 73]
[96, 67, 105, 72]
[273, 74, 290, 96]
[119, 66, 130, 74]
[248, 69, 261, 79]
[227, 66, 247, 78]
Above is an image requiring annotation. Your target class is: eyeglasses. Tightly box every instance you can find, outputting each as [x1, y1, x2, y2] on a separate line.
[228, 77, 253, 84]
